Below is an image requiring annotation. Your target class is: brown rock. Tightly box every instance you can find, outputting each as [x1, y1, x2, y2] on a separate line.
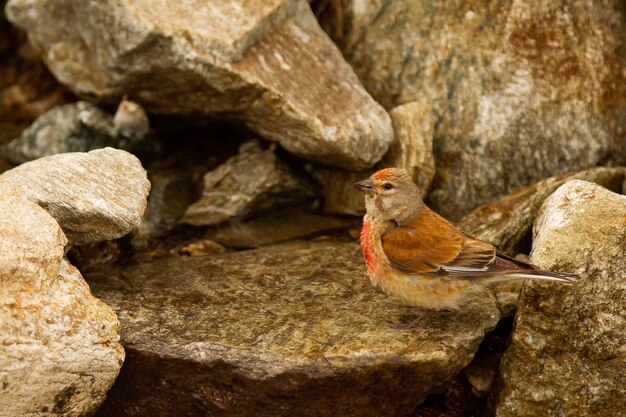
[0, 180, 123, 417]
[458, 167, 626, 254]
[183, 141, 315, 226]
[87, 240, 500, 417]
[5, 0, 393, 169]
[494, 180, 626, 417]
[339, 0, 626, 219]
[315, 100, 435, 215]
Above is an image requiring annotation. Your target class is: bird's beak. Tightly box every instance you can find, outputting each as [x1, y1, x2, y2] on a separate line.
[353, 179, 374, 193]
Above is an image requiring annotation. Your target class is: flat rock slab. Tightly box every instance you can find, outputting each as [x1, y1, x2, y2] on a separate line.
[88, 240, 500, 417]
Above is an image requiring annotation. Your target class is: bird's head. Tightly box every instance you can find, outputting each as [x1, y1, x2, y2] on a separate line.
[353, 168, 424, 225]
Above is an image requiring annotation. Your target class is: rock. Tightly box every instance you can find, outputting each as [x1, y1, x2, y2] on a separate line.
[113, 98, 150, 140]
[458, 167, 626, 254]
[2, 99, 150, 164]
[0, 180, 123, 417]
[211, 207, 355, 248]
[0, 147, 150, 245]
[5, 0, 393, 169]
[340, 0, 626, 219]
[2, 101, 124, 164]
[87, 240, 500, 417]
[183, 141, 315, 226]
[313, 169, 368, 215]
[386, 101, 436, 193]
[135, 171, 199, 239]
[315, 100, 435, 215]
[494, 180, 626, 417]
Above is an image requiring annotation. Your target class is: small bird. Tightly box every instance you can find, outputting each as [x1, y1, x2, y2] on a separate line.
[354, 168, 577, 317]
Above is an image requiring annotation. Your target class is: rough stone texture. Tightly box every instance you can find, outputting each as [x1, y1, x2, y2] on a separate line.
[0, 147, 150, 245]
[2, 101, 126, 164]
[386, 101, 435, 193]
[87, 240, 500, 417]
[340, 0, 626, 219]
[183, 141, 315, 226]
[458, 167, 626, 254]
[5, 0, 393, 169]
[313, 168, 370, 215]
[0, 180, 124, 417]
[494, 180, 626, 417]
[210, 207, 355, 248]
[315, 100, 435, 215]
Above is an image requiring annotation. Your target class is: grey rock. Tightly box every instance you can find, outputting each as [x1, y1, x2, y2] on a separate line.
[1, 147, 150, 245]
[494, 180, 626, 417]
[183, 141, 315, 226]
[87, 240, 500, 417]
[211, 207, 355, 248]
[0, 180, 123, 417]
[340, 0, 626, 219]
[5, 0, 393, 169]
[315, 100, 435, 215]
[2, 101, 145, 164]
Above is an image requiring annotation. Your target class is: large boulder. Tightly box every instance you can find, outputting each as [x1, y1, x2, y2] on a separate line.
[1, 147, 150, 245]
[5, 0, 393, 169]
[339, 0, 625, 219]
[0, 180, 124, 417]
[494, 180, 626, 416]
[87, 240, 500, 417]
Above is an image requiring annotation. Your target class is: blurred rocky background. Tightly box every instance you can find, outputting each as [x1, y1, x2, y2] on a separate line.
[0, 0, 624, 416]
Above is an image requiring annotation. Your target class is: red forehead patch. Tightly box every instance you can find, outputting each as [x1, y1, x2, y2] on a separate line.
[373, 168, 393, 179]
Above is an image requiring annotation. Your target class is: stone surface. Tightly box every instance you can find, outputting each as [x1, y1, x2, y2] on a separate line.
[1, 147, 150, 245]
[210, 207, 355, 248]
[315, 100, 435, 215]
[0, 180, 124, 417]
[183, 141, 315, 226]
[340, 0, 626, 219]
[2, 101, 126, 164]
[87, 240, 500, 417]
[494, 180, 626, 417]
[458, 167, 626, 254]
[386, 101, 435, 193]
[6, 0, 393, 169]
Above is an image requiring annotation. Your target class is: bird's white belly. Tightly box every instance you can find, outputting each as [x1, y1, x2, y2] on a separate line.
[377, 271, 472, 311]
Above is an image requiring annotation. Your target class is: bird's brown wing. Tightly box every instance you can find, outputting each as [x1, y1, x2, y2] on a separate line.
[382, 208, 507, 276]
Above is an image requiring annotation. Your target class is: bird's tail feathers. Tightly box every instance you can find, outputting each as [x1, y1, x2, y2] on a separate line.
[477, 269, 578, 286]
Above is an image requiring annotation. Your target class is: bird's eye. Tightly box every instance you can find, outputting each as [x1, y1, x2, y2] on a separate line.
[383, 183, 393, 190]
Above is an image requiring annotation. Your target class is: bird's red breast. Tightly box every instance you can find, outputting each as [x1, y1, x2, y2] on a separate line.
[360, 218, 377, 274]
